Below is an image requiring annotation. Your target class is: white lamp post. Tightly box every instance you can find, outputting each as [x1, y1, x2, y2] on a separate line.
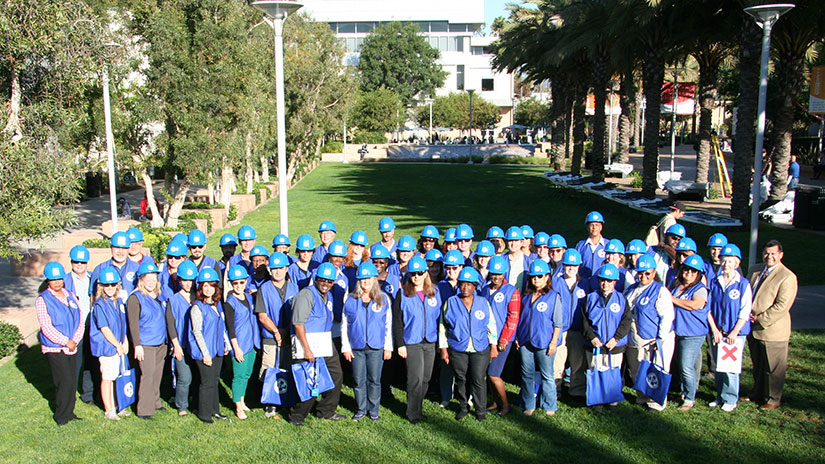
[426, 98, 433, 144]
[251, 0, 303, 237]
[670, 66, 679, 180]
[467, 88, 475, 164]
[744, 3, 794, 269]
[102, 42, 122, 232]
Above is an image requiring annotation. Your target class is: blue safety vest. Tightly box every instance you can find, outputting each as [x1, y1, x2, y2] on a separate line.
[38, 290, 80, 349]
[589, 266, 627, 295]
[584, 291, 628, 348]
[553, 276, 587, 333]
[62, 271, 90, 301]
[709, 277, 751, 336]
[437, 280, 458, 303]
[90, 296, 126, 357]
[310, 244, 329, 266]
[625, 281, 666, 340]
[443, 295, 491, 352]
[575, 237, 607, 280]
[226, 294, 260, 354]
[380, 273, 400, 302]
[158, 265, 178, 302]
[515, 290, 562, 349]
[671, 283, 709, 337]
[187, 300, 226, 360]
[301, 286, 333, 334]
[344, 294, 391, 350]
[90, 259, 140, 297]
[480, 283, 517, 339]
[398, 291, 442, 345]
[131, 291, 167, 346]
[288, 261, 318, 290]
[190, 255, 218, 272]
[258, 279, 299, 338]
[167, 292, 191, 351]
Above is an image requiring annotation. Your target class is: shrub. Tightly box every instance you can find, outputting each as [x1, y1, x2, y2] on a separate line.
[143, 229, 174, 262]
[0, 321, 22, 357]
[183, 201, 216, 210]
[352, 131, 387, 144]
[179, 211, 212, 233]
[629, 170, 643, 189]
[82, 238, 110, 249]
[321, 140, 344, 153]
[708, 189, 720, 200]
[228, 204, 238, 222]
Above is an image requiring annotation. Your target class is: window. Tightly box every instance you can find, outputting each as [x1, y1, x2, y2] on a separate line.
[449, 23, 468, 32]
[430, 21, 448, 32]
[337, 22, 355, 33]
[456, 65, 465, 90]
[427, 36, 464, 52]
[328, 22, 337, 33]
[414, 21, 429, 32]
[456, 37, 464, 52]
[471, 46, 484, 55]
[356, 22, 374, 33]
[481, 78, 494, 91]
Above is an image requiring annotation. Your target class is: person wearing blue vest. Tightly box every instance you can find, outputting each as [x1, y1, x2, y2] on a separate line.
[454, 224, 475, 265]
[392, 256, 442, 424]
[553, 249, 588, 394]
[289, 263, 346, 426]
[435, 249, 463, 407]
[225, 265, 261, 420]
[547, 234, 568, 279]
[159, 238, 187, 302]
[288, 234, 319, 290]
[669, 254, 709, 411]
[90, 231, 140, 299]
[417, 225, 440, 258]
[704, 233, 728, 283]
[225, 226, 257, 294]
[439, 267, 498, 421]
[272, 233, 296, 265]
[471, 240, 495, 285]
[126, 227, 155, 265]
[341, 262, 393, 421]
[36, 262, 84, 425]
[665, 238, 698, 288]
[64, 245, 94, 406]
[371, 244, 399, 300]
[532, 231, 551, 266]
[486, 226, 506, 256]
[482, 256, 521, 416]
[707, 245, 752, 412]
[425, 249, 445, 284]
[624, 239, 648, 289]
[624, 255, 675, 411]
[244, 245, 270, 295]
[391, 235, 417, 278]
[322, 240, 349, 341]
[575, 211, 608, 283]
[255, 251, 299, 419]
[311, 220, 337, 266]
[515, 260, 562, 416]
[588, 239, 628, 294]
[89, 267, 128, 420]
[218, 233, 238, 279]
[165, 260, 197, 416]
[502, 226, 530, 292]
[651, 223, 684, 283]
[188, 268, 230, 423]
[126, 261, 167, 420]
[521, 225, 537, 262]
[442, 227, 458, 253]
[187, 229, 218, 272]
[582, 263, 633, 409]
[370, 216, 398, 261]
[343, 230, 370, 290]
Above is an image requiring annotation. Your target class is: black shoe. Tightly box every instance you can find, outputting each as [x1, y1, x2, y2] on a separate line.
[213, 413, 227, 420]
[138, 415, 153, 421]
[455, 409, 469, 420]
[156, 406, 166, 411]
[70, 416, 83, 422]
[475, 414, 486, 421]
[199, 416, 213, 424]
[81, 398, 94, 405]
[326, 413, 347, 421]
[409, 418, 421, 425]
[290, 420, 304, 427]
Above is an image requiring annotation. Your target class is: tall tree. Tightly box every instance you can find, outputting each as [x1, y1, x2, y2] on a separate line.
[415, 93, 501, 130]
[350, 88, 404, 133]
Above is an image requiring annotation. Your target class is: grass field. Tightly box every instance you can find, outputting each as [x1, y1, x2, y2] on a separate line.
[3, 163, 822, 463]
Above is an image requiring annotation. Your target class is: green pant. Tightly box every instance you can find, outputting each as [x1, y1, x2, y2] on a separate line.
[232, 349, 258, 402]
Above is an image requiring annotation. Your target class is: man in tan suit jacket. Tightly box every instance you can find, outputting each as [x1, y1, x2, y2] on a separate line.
[745, 240, 797, 409]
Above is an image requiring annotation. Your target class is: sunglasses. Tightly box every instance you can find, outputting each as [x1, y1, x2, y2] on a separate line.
[422, 238, 435, 242]
[189, 245, 204, 249]
[101, 283, 118, 288]
[410, 271, 426, 277]
[683, 268, 699, 273]
[641, 270, 656, 277]
[231, 280, 247, 285]
[168, 255, 185, 260]
[317, 278, 334, 284]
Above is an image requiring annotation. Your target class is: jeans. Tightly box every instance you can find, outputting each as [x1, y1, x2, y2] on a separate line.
[173, 355, 194, 412]
[520, 345, 558, 411]
[677, 336, 705, 402]
[352, 348, 384, 416]
[712, 336, 744, 406]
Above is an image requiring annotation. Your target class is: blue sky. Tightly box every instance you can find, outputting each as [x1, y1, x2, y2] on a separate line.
[485, 0, 513, 26]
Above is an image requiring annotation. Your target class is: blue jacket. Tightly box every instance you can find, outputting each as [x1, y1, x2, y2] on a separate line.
[515, 290, 563, 349]
[38, 290, 81, 349]
[442, 295, 492, 352]
[90, 297, 127, 357]
[187, 300, 226, 360]
[343, 293, 392, 350]
[131, 291, 167, 346]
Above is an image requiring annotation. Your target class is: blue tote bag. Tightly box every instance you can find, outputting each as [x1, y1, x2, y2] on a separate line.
[291, 357, 335, 402]
[586, 348, 625, 406]
[261, 350, 297, 406]
[632, 339, 672, 406]
[115, 355, 137, 412]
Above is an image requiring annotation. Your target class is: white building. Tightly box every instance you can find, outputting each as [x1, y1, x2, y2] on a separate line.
[300, 0, 517, 133]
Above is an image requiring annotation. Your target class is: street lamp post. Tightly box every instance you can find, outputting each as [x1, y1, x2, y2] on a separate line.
[427, 98, 433, 144]
[251, 1, 303, 237]
[670, 67, 679, 180]
[101, 42, 122, 232]
[467, 89, 475, 164]
[744, 3, 794, 269]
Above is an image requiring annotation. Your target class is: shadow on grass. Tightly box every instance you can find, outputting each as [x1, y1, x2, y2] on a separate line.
[15, 346, 56, 414]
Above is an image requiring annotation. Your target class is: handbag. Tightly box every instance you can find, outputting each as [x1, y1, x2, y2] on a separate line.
[715, 337, 745, 374]
[260, 349, 297, 406]
[586, 348, 626, 406]
[291, 332, 333, 360]
[291, 357, 335, 402]
[115, 355, 137, 412]
[632, 339, 672, 406]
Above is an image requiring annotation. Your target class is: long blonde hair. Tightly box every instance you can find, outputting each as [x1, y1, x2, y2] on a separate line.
[93, 282, 123, 303]
[350, 277, 386, 310]
[136, 273, 159, 298]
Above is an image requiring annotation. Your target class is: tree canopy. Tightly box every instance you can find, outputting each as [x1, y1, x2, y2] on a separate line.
[415, 93, 501, 130]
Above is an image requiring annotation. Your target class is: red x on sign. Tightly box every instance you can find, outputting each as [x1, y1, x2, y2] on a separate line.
[722, 345, 738, 361]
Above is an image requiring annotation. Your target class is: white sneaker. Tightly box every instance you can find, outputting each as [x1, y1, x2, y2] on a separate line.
[104, 411, 121, 420]
[721, 403, 737, 412]
[708, 401, 719, 408]
[647, 401, 666, 411]
[117, 409, 131, 417]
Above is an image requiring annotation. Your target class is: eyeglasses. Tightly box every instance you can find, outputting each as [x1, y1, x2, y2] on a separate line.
[410, 271, 426, 277]
[444, 265, 461, 271]
[231, 280, 247, 286]
[641, 270, 656, 277]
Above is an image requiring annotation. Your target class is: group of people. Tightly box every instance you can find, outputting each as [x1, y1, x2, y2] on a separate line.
[36, 211, 797, 426]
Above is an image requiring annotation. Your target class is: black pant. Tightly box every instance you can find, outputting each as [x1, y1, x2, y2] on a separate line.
[449, 346, 491, 417]
[76, 334, 96, 403]
[195, 356, 223, 420]
[289, 343, 344, 422]
[46, 352, 78, 425]
[404, 342, 436, 421]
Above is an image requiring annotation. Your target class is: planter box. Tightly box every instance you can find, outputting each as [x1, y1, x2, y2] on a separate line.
[264, 183, 278, 197]
[230, 194, 256, 216]
[204, 208, 227, 231]
[258, 187, 269, 203]
[60, 230, 105, 250]
[192, 218, 209, 234]
[0, 306, 40, 347]
[10, 246, 145, 277]
[101, 219, 140, 238]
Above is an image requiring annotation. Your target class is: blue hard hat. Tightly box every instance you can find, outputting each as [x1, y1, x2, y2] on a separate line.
[676, 237, 697, 253]
[43, 261, 66, 280]
[172, 233, 188, 247]
[238, 225, 257, 240]
[666, 224, 686, 238]
[635, 255, 656, 272]
[250, 245, 269, 258]
[420, 225, 440, 240]
[708, 233, 728, 248]
[349, 230, 369, 246]
[488, 256, 507, 274]
[268, 251, 289, 269]
[682, 255, 705, 272]
[227, 265, 249, 281]
[220, 233, 238, 246]
[110, 231, 131, 249]
[529, 259, 551, 276]
[176, 261, 198, 281]
[548, 234, 567, 249]
[272, 234, 291, 247]
[425, 249, 443, 262]
[356, 262, 379, 279]
[315, 262, 337, 280]
[188, 229, 207, 247]
[69, 245, 90, 263]
[443, 250, 465, 267]
[521, 225, 535, 239]
[371, 244, 390, 260]
[720, 244, 742, 259]
[407, 255, 429, 273]
[486, 226, 504, 239]
[296, 234, 316, 251]
[137, 261, 160, 276]
[626, 239, 647, 255]
[198, 267, 220, 283]
[98, 267, 121, 285]
[397, 235, 416, 252]
[562, 249, 583, 266]
[475, 240, 495, 257]
[605, 239, 626, 255]
[586, 211, 604, 224]
[458, 267, 480, 284]
[456, 224, 474, 240]
[596, 263, 619, 281]
[328, 240, 347, 257]
[505, 226, 524, 241]
[126, 227, 144, 243]
[318, 220, 336, 233]
[166, 239, 188, 257]
[533, 232, 550, 247]
[378, 217, 395, 232]
[444, 227, 457, 243]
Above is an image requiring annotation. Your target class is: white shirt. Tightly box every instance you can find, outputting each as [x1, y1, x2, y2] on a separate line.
[71, 272, 91, 322]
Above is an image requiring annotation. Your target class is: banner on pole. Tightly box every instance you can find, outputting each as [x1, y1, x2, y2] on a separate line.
[661, 82, 696, 115]
[810, 66, 825, 114]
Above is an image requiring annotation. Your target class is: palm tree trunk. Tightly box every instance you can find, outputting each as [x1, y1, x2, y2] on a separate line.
[642, 49, 665, 198]
[694, 50, 722, 184]
[550, 78, 566, 171]
[592, 51, 609, 181]
[572, 82, 587, 175]
[769, 50, 806, 201]
[633, 87, 643, 148]
[617, 73, 634, 163]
